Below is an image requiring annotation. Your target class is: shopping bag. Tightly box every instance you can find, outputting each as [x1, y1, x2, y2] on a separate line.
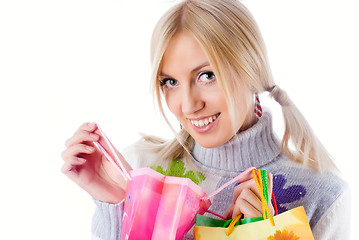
[194, 206, 313, 239]
[195, 214, 263, 228]
[194, 170, 314, 240]
[122, 167, 212, 240]
[93, 123, 255, 240]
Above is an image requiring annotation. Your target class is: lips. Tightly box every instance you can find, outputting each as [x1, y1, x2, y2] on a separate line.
[190, 113, 220, 128]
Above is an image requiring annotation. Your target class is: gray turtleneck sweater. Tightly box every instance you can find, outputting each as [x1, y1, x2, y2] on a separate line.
[91, 112, 350, 240]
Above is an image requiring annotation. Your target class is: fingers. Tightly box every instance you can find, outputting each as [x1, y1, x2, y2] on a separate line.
[61, 122, 100, 180]
[224, 190, 262, 219]
[231, 187, 263, 219]
[228, 171, 275, 219]
[65, 123, 99, 148]
[61, 156, 86, 174]
[61, 144, 95, 180]
[233, 178, 260, 203]
[61, 143, 95, 161]
[223, 204, 234, 219]
[267, 173, 275, 216]
[232, 195, 262, 219]
[267, 172, 273, 198]
[62, 122, 100, 163]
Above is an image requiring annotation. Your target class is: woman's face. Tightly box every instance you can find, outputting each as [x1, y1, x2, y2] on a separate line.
[160, 31, 254, 148]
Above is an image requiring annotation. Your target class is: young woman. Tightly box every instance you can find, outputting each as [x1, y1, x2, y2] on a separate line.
[61, 0, 350, 239]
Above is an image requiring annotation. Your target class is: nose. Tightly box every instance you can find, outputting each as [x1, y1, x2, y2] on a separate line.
[181, 86, 204, 116]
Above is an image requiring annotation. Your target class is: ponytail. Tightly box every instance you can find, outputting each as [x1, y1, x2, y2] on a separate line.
[267, 85, 338, 172]
[140, 127, 195, 163]
[147, 0, 337, 173]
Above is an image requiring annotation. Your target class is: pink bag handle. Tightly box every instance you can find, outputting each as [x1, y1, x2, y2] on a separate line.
[201, 167, 256, 220]
[202, 167, 255, 201]
[93, 122, 255, 218]
[93, 122, 254, 194]
[92, 123, 132, 181]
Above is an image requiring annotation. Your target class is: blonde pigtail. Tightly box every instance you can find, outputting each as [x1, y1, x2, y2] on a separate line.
[268, 86, 338, 172]
[145, 0, 338, 173]
[140, 128, 195, 163]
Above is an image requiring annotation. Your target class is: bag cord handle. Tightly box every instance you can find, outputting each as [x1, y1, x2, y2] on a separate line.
[93, 123, 132, 181]
[224, 170, 276, 236]
[203, 168, 278, 223]
[200, 167, 255, 220]
[201, 167, 255, 201]
[252, 169, 275, 226]
[226, 214, 242, 236]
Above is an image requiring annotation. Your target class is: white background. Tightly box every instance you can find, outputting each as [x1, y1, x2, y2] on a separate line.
[0, 0, 358, 239]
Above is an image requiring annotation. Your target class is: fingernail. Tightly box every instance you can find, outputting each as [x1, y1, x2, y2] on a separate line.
[86, 146, 94, 152]
[90, 133, 98, 139]
[77, 157, 86, 163]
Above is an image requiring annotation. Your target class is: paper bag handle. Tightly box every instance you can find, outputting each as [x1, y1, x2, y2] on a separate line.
[92, 123, 132, 181]
[201, 167, 278, 222]
[252, 169, 275, 226]
[201, 167, 255, 201]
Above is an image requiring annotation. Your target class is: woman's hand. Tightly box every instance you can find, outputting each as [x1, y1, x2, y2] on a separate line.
[224, 172, 274, 219]
[61, 123, 128, 204]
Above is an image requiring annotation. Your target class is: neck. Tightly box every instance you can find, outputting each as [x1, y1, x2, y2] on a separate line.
[191, 111, 281, 173]
[239, 110, 258, 132]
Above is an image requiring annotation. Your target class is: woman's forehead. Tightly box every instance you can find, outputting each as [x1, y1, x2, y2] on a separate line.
[160, 32, 211, 75]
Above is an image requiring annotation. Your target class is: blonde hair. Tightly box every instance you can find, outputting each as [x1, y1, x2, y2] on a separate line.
[145, 0, 337, 172]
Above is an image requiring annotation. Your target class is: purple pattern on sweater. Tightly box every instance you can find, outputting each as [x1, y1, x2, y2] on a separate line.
[272, 174, 306, 213]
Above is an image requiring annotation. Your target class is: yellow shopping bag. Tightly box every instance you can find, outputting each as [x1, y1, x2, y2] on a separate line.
[194, 206, 314, 239]
[194, 170, 314, 240]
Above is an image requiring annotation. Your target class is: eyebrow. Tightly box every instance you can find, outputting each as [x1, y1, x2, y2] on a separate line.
[159, 61, 210, 78]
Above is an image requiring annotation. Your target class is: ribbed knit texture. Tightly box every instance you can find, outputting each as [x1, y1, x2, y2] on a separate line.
[92, 200, 123, 239]
[91, 111, 349, 240]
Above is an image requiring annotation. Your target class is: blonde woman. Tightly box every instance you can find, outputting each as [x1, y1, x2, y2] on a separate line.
[61, 0, 350, 239]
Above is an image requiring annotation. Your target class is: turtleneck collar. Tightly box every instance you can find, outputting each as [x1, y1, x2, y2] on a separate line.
[191, 111, 281, 174]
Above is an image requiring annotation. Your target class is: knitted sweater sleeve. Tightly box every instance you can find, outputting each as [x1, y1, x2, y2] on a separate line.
[312, 185, 351, 240]
[91, 199, 124, 240]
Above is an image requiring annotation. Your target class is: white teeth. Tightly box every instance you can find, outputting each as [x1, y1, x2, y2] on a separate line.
[190, 114, 219, 128]
[194, 120, 199, 127]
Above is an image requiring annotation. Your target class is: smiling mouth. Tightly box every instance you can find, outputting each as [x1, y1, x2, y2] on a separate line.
[190, 113, 220, 128]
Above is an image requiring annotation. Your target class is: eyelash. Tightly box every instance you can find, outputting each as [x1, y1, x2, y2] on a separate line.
[160, 71, 216, 88]
[198, 71, 215, 83]
[160, 78, 177, 88]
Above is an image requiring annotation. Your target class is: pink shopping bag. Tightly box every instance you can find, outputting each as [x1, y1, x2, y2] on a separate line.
[122, 168, 211, 240]
[93, 123, 254, 240]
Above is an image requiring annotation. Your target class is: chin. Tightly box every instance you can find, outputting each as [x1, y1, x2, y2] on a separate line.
[185, 124, 235, 149]
[194, 138, 226, 149]
[192, 130, 238, 148]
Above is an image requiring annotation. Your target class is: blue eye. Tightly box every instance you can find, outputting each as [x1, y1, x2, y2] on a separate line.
[160, 78, 178, 88]
[197, 71, 216, 83]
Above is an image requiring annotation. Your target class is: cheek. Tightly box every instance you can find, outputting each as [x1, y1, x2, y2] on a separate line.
[165, 92, 180, 117]
[211, 92, 228, 112]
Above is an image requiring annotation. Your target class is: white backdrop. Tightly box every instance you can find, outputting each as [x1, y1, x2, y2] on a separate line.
[0, 0, 358, 239]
